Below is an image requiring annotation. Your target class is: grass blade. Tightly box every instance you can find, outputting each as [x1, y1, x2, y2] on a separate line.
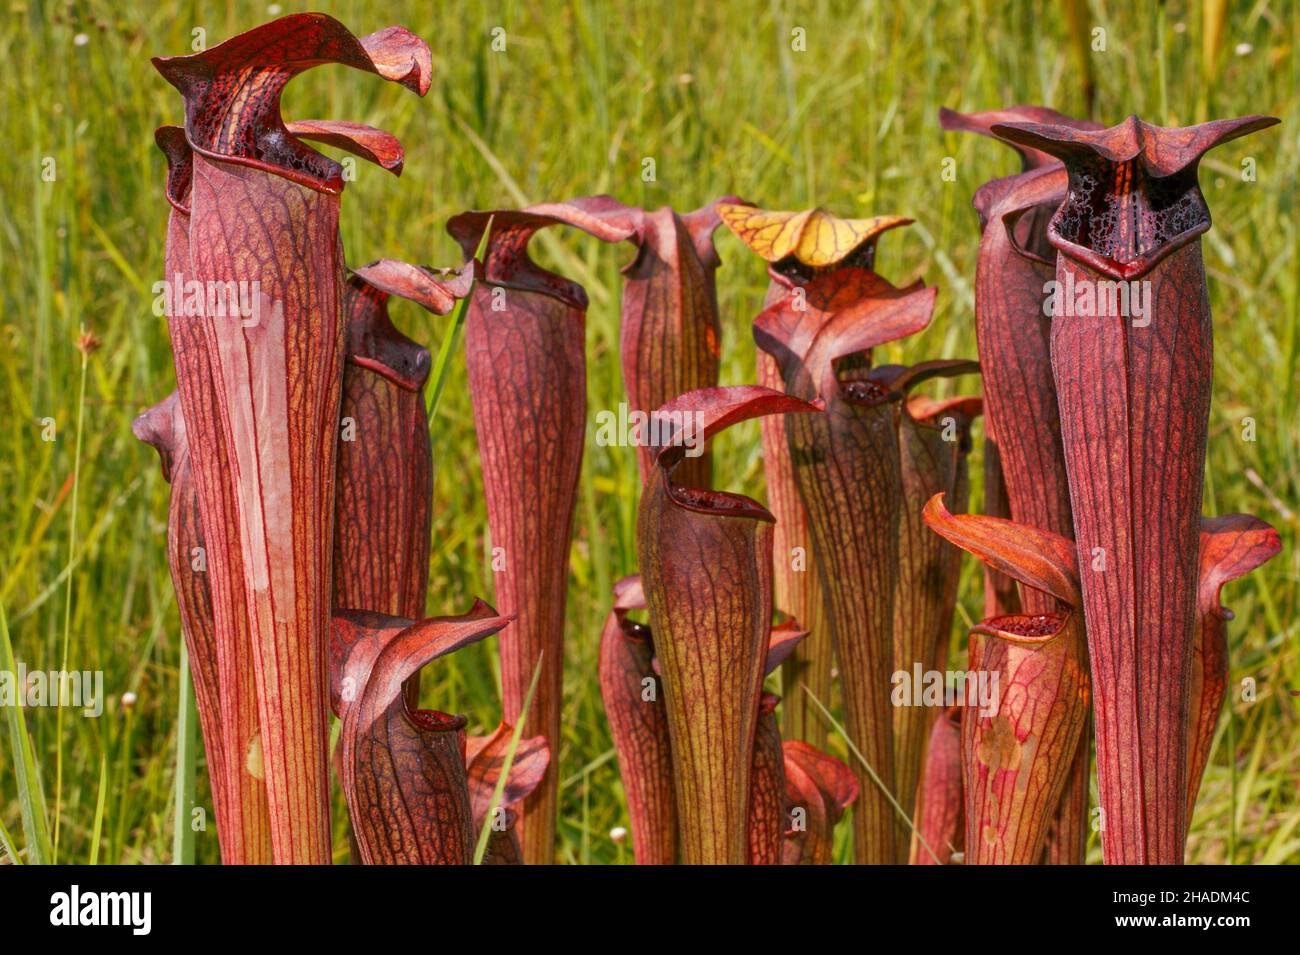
[171, 639, 197, 864]
[0, 601, 52, 863]
[803, 686, 942, 865]
[52, 340, 88, 860]
[427, 217, 492, 428]
[473, 652, 544, 864]
[88, 753, 107, 865]
[0, 809, 20, 864]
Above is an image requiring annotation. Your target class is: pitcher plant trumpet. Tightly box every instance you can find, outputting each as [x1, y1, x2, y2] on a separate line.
[993, 113, 1279, 863]
[636, 385, 821, 864]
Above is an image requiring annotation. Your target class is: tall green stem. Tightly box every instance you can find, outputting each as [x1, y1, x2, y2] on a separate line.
[172, 640, 198, 864]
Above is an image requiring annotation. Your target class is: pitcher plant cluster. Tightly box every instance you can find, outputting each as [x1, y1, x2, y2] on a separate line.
[133, 14, 1279, 865]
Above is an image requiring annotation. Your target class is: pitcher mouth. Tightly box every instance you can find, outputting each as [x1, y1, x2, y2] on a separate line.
[407, 709, 468, 733]
[1046, 162, 1211, 281]
[1002, 200, 1060, 267]
[617, 618, 653, 642]
[973, 611, 1071, 644]
[839, 378, 900, 408]
[770, 238, 881, 284]
[152, 13, 431, 194]
[989, 113, 1281, 281]
[665, 481, 775, 524]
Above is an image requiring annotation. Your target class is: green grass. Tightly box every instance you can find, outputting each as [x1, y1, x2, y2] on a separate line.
[0, 0, 1296, 865]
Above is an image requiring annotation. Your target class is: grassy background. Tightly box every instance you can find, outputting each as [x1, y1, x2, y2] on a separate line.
[0, 0, 1296, 864]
